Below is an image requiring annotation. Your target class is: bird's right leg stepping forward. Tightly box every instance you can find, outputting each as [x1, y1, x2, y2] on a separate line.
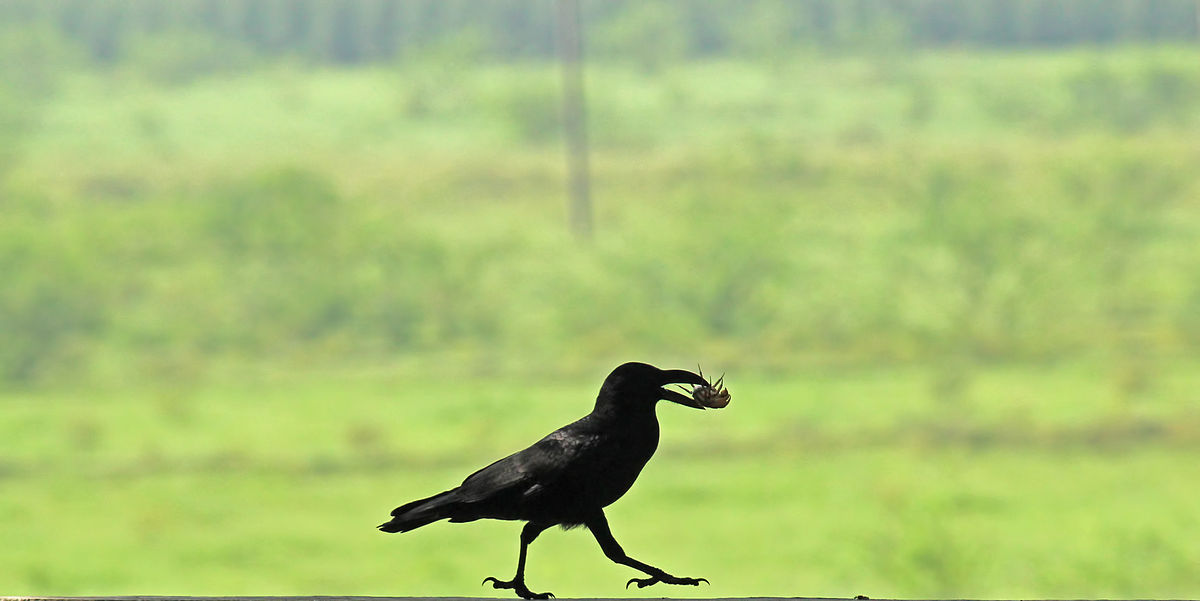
[625, 573, 709, 589]
[586, 511, 710, 593]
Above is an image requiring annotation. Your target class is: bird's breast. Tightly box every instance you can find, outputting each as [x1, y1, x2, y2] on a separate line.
[577, 419, 659, 506]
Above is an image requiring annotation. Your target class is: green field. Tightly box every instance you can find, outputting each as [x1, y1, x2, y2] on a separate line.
[2, 367, 1199, 597]
[2, 38, 1200, 598]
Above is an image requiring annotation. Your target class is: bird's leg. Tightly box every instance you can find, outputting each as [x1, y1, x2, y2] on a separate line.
[482, 521, 554, 600]
[585, 512, 709, 590]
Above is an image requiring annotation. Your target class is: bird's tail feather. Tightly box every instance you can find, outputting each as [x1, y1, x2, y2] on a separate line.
[377, 489, 459, 533]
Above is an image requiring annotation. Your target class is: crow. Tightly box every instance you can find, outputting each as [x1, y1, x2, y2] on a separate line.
[377, 361, 725, 599]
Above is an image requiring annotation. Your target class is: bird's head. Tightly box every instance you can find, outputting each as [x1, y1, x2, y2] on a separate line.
[594, 361, 715, 413]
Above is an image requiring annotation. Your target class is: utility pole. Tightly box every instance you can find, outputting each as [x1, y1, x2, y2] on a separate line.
[556, 0, 592, 240]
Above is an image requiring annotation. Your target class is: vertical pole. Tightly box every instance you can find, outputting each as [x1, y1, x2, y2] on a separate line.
[556, 0, 592, 240]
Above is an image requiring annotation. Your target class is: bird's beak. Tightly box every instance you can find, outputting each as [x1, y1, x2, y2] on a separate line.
[657, 369, 709, 409]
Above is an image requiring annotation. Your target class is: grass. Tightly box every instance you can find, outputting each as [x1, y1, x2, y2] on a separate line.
[2, 365, 1199, 597]
[9, 447, 1198, 598]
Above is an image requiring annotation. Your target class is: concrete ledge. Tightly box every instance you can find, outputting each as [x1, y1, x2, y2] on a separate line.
[5, 598, 1189, 601]
[0, 595, 878, 599]
[1, 597, 871, 601]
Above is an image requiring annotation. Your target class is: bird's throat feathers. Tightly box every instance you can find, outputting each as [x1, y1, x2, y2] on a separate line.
[590, 392, 662, 422]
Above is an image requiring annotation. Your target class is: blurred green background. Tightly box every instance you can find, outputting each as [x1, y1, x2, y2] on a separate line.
[2, 1, 1199, 598]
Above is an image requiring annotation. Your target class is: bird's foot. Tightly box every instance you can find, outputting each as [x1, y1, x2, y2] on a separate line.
[482, 575, 554, 600]
[625, 573, 709, 589]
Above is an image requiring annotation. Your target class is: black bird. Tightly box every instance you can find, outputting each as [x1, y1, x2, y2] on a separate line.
[377, 361, 725, 599]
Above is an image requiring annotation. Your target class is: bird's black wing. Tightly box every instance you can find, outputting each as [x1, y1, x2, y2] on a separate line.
[451, 426, 597, 520]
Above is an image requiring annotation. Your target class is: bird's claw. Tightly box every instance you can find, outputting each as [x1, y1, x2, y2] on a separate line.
[625, 575, 709, 589]
[482, 575, 554, 599]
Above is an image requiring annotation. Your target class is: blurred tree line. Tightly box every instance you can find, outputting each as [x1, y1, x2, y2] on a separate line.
[0, 0, 1198, 67]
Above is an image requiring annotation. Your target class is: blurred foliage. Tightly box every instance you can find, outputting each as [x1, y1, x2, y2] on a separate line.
[1065, 59, 1200, 133]
[122, 31, 259, 85]
[0, 215, 108, 384]
[0, 42, 1198, 388]
[0, 24, 74, 174]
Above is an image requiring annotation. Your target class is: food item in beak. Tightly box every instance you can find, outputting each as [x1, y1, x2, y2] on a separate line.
[691, 375, 730, 409]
